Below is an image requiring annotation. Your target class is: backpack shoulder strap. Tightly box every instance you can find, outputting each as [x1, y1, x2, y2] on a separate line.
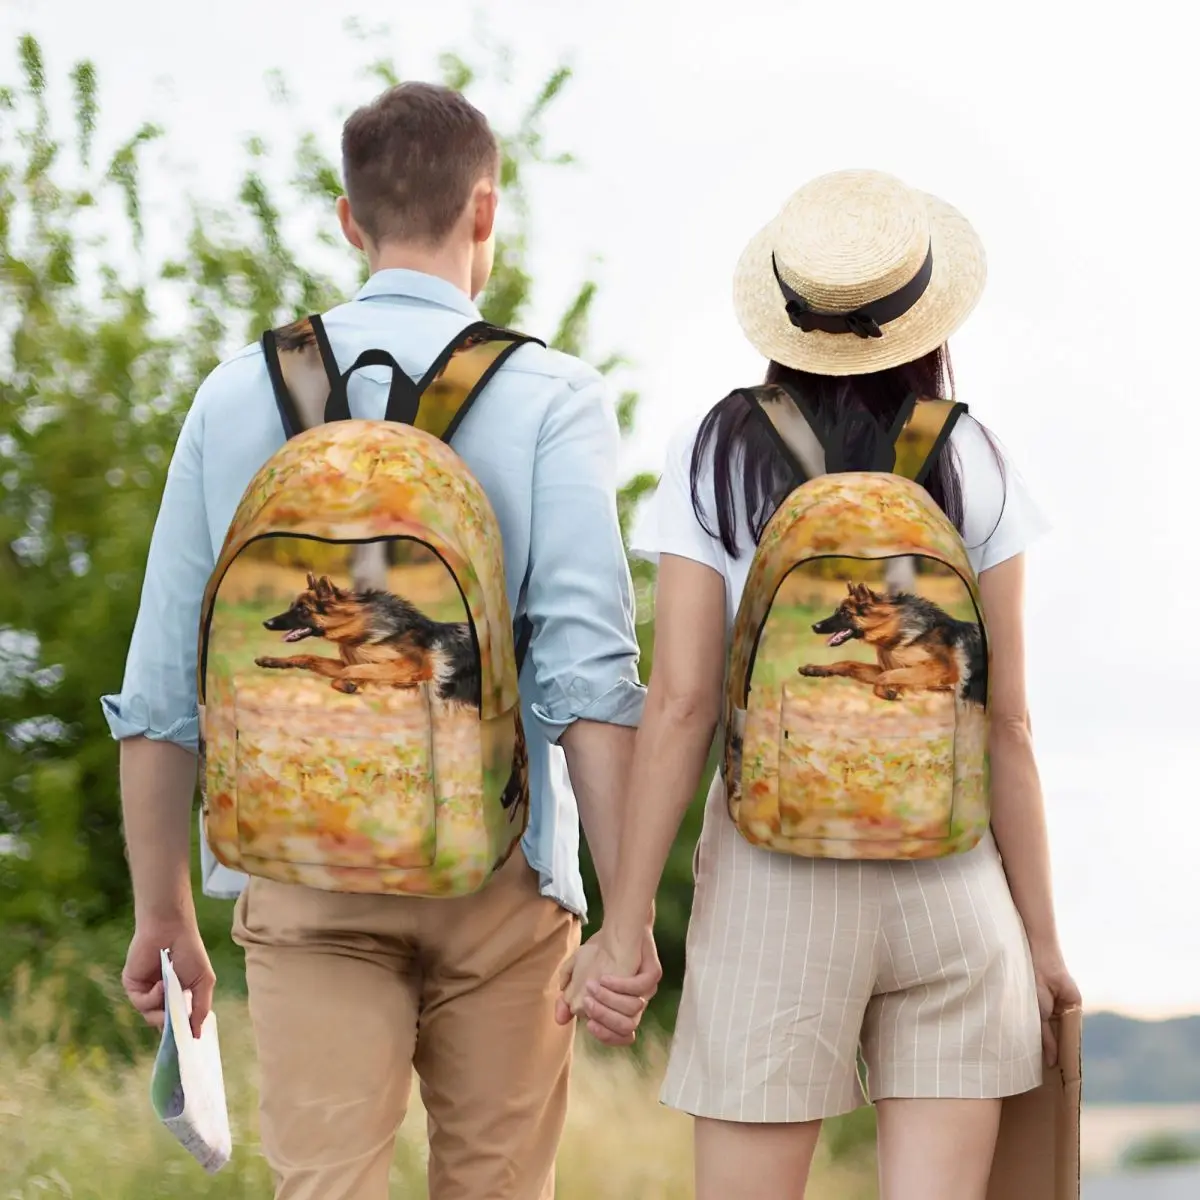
[410, 322, 544, 675]
[414, 322, 545, 672]
[265, 312, 423, 432]
[739, 382, 828, 487]
[889, 396, 969, 485]
[261, 314, 341, 437]
[261, 316, 543, 443]
[411, 321, 543, 443]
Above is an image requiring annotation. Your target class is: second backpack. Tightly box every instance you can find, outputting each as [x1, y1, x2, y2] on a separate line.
[724, 384, 990, 861]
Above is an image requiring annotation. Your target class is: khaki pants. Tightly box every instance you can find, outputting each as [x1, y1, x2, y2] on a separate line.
[232, 850, 581, 1200]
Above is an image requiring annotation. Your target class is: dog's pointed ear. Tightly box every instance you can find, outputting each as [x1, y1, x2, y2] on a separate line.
[306, 572, 318, 590]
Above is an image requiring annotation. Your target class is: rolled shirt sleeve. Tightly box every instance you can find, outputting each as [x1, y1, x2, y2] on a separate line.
[100, 390, 216, 753]
[524, 371, 646, 741]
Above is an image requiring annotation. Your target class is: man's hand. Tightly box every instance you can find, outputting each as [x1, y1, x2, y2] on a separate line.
[118, 737, 209, 1036]
[555, 925, 661, 1047]
[123, 919, 215, 1040]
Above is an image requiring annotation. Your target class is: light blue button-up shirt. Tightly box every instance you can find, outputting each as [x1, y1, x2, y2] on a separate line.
[101, 269, 645, 918]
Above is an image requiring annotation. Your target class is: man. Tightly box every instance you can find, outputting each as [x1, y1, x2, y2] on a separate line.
[104, 81, 660, 1200]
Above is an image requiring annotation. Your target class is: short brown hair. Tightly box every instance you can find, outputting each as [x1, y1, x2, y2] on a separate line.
[341, 82, 499, 245]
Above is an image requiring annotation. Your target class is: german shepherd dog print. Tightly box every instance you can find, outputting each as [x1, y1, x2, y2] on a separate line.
[255, 573, 480, 706]
[800, 582, 986, 705]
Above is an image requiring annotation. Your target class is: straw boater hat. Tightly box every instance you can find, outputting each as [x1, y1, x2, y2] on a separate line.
[732, 169, 986, 377]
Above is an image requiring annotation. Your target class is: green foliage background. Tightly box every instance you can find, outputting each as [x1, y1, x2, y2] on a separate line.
[0, 29, 714, 1050]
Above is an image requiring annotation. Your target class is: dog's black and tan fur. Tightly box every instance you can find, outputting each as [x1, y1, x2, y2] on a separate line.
[801, 582, 986, 705]
[256, 573, 480, 705]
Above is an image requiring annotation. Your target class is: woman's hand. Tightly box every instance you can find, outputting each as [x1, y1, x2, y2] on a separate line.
[1031, 942, 1082, 1066]
[556, 926, 659, 1046]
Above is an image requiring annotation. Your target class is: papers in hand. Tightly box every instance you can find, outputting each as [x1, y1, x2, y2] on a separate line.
[149, 948, 232, 1174]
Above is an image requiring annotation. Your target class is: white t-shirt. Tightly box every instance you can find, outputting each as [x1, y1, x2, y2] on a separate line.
[631, 409, 1049, 629]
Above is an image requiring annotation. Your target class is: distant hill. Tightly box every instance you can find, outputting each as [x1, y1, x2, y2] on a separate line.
[1085, 1012, 1200, 1104]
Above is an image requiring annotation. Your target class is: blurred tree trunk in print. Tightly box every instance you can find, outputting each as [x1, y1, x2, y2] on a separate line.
[0, 27, 667, 1015]
[885, 556, 916, 592]
[350, 543, 389, 592]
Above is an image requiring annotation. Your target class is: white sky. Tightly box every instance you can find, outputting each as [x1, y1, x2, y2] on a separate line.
[3, 0, 1197, 1018]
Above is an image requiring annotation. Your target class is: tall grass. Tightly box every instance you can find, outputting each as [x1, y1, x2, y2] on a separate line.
[1, 964, 877, 1198]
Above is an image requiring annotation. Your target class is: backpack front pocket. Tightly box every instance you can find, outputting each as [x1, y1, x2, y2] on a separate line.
[777, 683, 957, 846]
[233, 684, 438, 871]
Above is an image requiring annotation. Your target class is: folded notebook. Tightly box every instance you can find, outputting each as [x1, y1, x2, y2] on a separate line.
[149, 948, 232, 1174]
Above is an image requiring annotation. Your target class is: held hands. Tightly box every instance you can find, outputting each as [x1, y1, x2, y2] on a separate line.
[555, 925, 661, 1047]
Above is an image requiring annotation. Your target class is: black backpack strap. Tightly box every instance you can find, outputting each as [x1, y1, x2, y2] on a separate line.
[408, 321, 544, 673]
[513, 614, 533, 677]
[733, 384, 966, 487]
[262, 314, 447, 431]
[890, 397, 969, 485]
[324, 347, 422, 426]
[264, 315, 544, 441]
[739, 383, 829, 487]
[262, 315, 342, 438]
[411, 321, 543, 443]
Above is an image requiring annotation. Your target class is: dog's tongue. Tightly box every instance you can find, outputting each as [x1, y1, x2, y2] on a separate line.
[284, 629, 311, 643]
[827, 630, 852, 647]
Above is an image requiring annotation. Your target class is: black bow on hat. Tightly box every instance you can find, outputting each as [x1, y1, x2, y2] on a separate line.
[770, 248, 934, 341]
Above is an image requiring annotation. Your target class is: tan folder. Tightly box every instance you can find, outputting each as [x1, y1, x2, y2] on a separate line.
[987, 1007, 1083, 1200]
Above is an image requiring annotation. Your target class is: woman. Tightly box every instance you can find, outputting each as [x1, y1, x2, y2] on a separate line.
[562, 169, 1080, 1200]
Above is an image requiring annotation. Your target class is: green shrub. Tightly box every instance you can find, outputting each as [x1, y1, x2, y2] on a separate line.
[1121, 1130, 1200, 1169]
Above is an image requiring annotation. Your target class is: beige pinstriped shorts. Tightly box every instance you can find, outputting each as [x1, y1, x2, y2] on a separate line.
[661, 775, 1043, 1124]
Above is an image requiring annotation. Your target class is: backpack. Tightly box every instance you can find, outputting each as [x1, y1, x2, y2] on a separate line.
[197, 314, 542, 897]
[723, 383, 989, 861]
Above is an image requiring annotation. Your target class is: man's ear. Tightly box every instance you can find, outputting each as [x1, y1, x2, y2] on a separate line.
[336, 195, 366, 253]
[472, 179, 497, 246]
